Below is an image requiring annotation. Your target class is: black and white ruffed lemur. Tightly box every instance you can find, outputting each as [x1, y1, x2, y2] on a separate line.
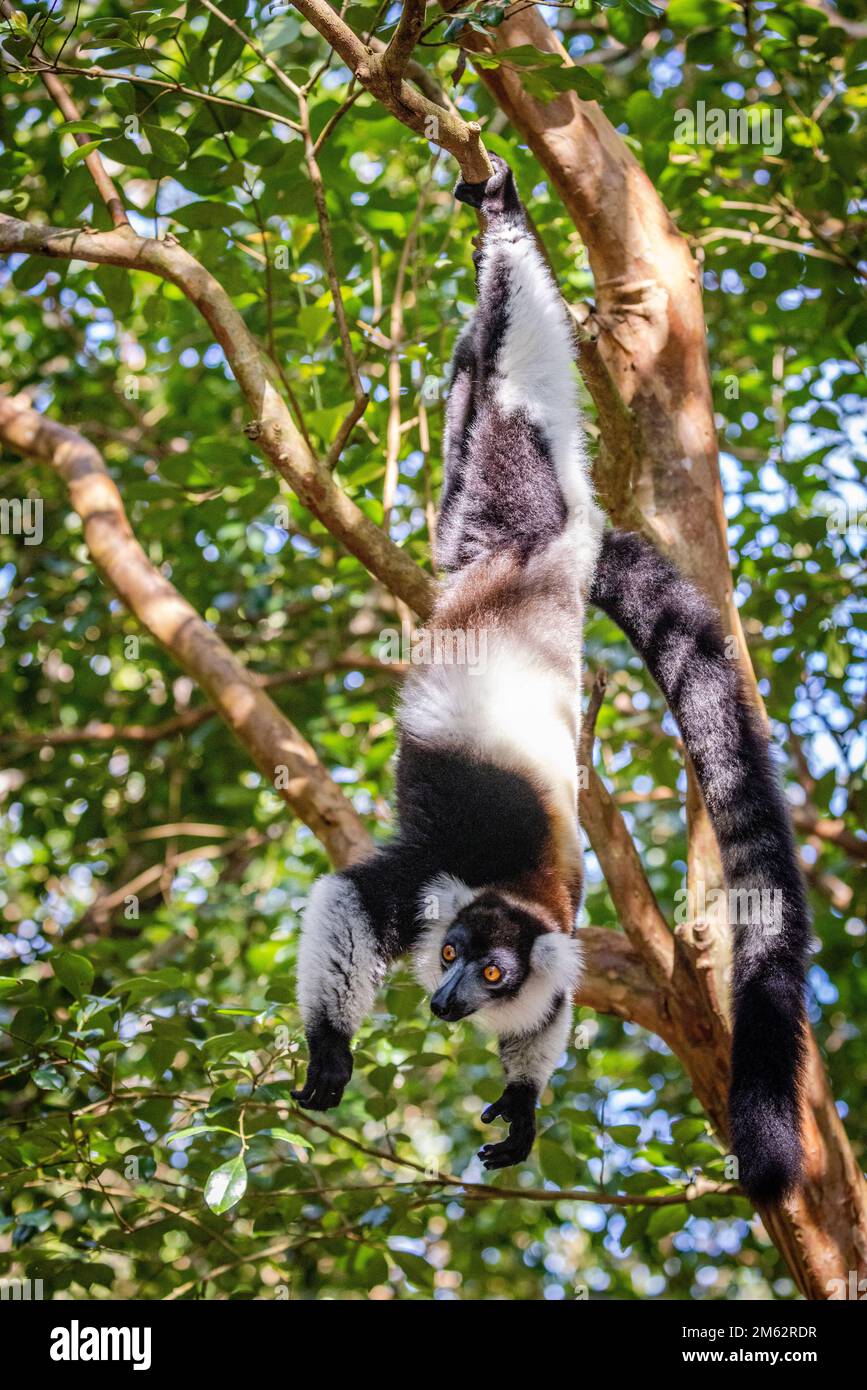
[294, 155, 811, 1203]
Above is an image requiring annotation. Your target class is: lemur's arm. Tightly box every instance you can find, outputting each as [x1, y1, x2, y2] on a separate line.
[293, 853, 419, 1110]
[479, 995, 573, 1169]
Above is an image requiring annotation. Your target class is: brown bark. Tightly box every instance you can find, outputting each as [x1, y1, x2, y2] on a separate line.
[0, 393, 372, 870]
[0, 215, 434, 620]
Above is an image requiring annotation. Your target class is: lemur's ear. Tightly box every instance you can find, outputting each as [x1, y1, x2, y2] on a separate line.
[529, 932, 583, 991]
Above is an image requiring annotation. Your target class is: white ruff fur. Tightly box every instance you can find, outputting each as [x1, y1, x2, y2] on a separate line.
[499, 994, 574, 1092]
[296, 874, 384, 1034]
[412, 876, 583, 1041]
[480, 930, 582, 1038]
[412, 873, 478, 991]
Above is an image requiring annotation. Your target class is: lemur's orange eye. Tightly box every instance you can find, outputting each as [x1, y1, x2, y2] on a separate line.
[484, 964, 502, 983]
[442, 943, 457, 963]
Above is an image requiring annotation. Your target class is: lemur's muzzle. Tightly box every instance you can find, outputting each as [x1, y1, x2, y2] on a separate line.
[430, 962, 485, 1022]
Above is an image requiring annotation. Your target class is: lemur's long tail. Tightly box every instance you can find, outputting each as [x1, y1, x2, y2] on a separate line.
[591, 530, 810, 1204]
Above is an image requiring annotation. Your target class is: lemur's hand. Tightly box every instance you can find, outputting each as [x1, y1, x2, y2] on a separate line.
[292, 1023, 352, 1111]
[478, 1081, 537, 1170]
[454, 153, 521, 220]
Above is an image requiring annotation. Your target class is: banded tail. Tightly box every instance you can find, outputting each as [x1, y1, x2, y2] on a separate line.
[591, 530, 811, 1204]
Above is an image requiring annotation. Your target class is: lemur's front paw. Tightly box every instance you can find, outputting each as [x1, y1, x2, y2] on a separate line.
[478, 1081, 537, 1170]
[292, 1023, 352, 1111]
[455, 153, 520, 218]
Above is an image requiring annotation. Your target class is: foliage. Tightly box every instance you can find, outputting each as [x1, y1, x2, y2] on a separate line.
[0, 0, 864, 1300]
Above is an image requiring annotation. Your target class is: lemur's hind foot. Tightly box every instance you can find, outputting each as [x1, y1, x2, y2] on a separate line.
[455, 152, 523, 221]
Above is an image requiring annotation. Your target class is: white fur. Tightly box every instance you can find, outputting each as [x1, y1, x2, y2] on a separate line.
[498, 993, 574, 1093]
[412, 873, 479, 991]
[296, 874, 384, 1034]
[479, 930, 582, 1038]
[400, 623, 583, 869]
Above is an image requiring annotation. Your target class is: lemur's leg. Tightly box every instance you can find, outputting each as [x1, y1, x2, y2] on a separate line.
[478, 994, 573, 1170]
[436, 321, 477, 569]
[293, 854, 417, 1110]
[438, 156, 601, 574]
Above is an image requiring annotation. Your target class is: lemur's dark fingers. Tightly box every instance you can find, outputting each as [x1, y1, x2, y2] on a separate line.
[480, 1099, 506, 1124]
[292, 1082, 342, 1111]
[478, 1134, 534, 1170]
[291, 1059, 349, 1110]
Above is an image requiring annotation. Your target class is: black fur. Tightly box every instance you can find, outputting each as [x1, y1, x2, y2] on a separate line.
[291, 1017, 353, 1111]
[479, 1081, 537, 1169]
[591, 530, 810, 1203]
[340, 739, 558, 961]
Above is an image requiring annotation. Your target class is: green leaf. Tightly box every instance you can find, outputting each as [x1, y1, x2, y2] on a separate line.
[647, 1203, 689, 1239]
[57, 119, 104, 136]
[97, 137, 147, 167]
[33, 1065, 66, 1091]
[93, 265, 133, 319]
[670, 1117, 708, 1143]
[204, 1155, 248, 1214]
[172, 201, 237, 229]
[145, 124, 190, 165]
[538, 1139, 575, 1187]
[63, 140, 104, 170]
[607, 1124, 641, 1146]
[667, 0, 737, 26]
[53, 952, 94, 999]
[265, 1128, 313, 1149]
[167, 1125, 238, 1143]
[391, 1249, 435, 1289]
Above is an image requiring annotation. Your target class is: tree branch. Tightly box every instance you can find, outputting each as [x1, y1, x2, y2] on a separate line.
[1, 1, 129, 228]
[0, 656, 401, 748]
[0, 393, 372, 870]
[382, 0, 428, 87]
[21, 58, 303, 135]
[291, 0, 492, 181]
[0, 213, 435, 619]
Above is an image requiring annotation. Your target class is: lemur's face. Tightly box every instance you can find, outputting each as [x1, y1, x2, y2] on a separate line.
[429, 892, 544, 1023]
